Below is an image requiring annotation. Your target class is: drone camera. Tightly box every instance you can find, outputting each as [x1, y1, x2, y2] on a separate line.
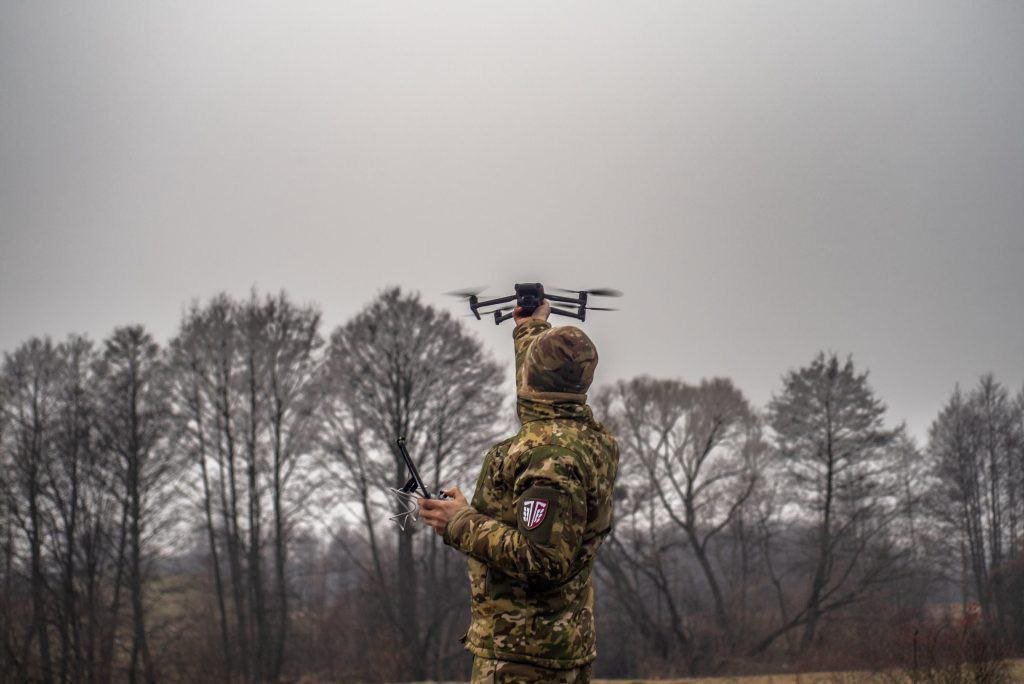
[514, 283, 545, 313]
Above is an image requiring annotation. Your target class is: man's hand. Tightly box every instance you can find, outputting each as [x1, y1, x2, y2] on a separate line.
[513, 299, 551, 327]
[418, 487, 469, 535]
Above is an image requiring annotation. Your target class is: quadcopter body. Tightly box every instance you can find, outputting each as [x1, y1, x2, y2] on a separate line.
[449, 283, 622, 325]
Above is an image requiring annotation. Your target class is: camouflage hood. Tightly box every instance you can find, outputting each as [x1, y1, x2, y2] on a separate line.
[513, 319, 598, 425]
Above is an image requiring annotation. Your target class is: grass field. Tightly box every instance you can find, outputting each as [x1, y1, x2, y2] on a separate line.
[407, 660, 1024, 683]
[402, 659, 1024, 683]
[589, 659, 1024, 683]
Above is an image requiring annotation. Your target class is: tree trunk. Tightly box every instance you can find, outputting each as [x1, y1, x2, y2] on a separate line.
[128, 453, 156, 684]
[272, 453, 288, 681]
[100, 502, 128, 684]
[195, 409, 232, 681]
[29, 470, 54, 684]
[686, 522, 734, 645]
[216, 375, 251, 682]
[801, 402, 836, 652]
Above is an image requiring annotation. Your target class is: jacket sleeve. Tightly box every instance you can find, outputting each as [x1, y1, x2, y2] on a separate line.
[443, 444, 587, 585]
[512, 318, 551, 395]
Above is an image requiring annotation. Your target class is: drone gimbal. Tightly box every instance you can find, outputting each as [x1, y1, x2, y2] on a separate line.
[450, 283, 622, 325]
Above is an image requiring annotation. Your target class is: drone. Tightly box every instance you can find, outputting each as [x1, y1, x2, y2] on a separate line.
[447, 283, 622, 325]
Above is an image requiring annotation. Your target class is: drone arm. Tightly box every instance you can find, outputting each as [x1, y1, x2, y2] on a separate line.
[545, 293, 580, 305]
[548, 306, 584, 320]
[474, 294, 517, 309]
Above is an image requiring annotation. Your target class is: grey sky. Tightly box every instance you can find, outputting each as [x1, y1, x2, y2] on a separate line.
[2, 1, 1022, 441]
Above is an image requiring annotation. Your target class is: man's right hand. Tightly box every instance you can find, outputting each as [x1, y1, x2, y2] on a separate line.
[513, 299, 551, 327]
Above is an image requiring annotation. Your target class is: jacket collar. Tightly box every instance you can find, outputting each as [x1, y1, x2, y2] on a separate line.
[516, 392, 595, 425]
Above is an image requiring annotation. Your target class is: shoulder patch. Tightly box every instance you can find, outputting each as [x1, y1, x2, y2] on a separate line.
[522, 498, 549, 529]
[516, 485, 562, 543]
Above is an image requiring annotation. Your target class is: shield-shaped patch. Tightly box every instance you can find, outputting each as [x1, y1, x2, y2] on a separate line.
[521, 499, 549, 530]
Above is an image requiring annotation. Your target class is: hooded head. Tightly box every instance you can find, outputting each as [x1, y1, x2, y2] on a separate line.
[525, 326, 598, 396]
[515, 322, 599, 404]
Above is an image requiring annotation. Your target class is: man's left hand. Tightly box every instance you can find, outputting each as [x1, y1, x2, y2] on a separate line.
[418, 487, 469, 535]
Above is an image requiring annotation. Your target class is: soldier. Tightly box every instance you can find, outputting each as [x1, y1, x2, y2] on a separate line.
[418, 300, 620, 683]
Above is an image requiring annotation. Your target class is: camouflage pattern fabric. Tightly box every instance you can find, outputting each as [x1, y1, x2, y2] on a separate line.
[444, 319, 620, 670]
[471, 656, 592, 683]
[523, 325, 598, 397]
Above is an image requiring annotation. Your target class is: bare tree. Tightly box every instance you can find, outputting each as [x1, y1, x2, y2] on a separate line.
[929, 375, 1021, 634]
[0, 335, 128, 684]
[318, 287, 504, 680]
[168, 299, 237, 680]
[766, 352, 904, 654]
[93, 326, 178, 684]
[594, 376, 767, 673]
[169, 290, 324, 682]
[43, 335, 98, 684]
[0, 338, 62, 684]
[250, 292, 323, 679]
[973, 375, 1020, 633]
[0, 462, 13, 683]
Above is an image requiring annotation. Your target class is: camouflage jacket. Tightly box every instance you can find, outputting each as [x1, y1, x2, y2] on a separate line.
[443, 319, 620, 669]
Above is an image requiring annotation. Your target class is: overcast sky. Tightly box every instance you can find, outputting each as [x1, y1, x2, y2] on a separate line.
[2, 1, 1022, 441]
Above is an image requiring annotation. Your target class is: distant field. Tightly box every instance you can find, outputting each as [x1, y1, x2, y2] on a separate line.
[403, 660, 1024, 683]
[593, 677, 872, 684]
[591, 659, 1024, 683]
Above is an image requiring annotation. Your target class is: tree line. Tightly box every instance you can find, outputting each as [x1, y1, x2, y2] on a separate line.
[1, 287, 1021, 682]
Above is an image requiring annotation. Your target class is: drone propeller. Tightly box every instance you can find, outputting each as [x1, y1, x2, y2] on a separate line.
[552, 287, 623, 298]
[582, 306, 618, 311]
[444, 287, 488, 299]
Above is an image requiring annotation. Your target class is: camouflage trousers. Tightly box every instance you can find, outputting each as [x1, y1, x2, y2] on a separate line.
[470, 656, 591, 683]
